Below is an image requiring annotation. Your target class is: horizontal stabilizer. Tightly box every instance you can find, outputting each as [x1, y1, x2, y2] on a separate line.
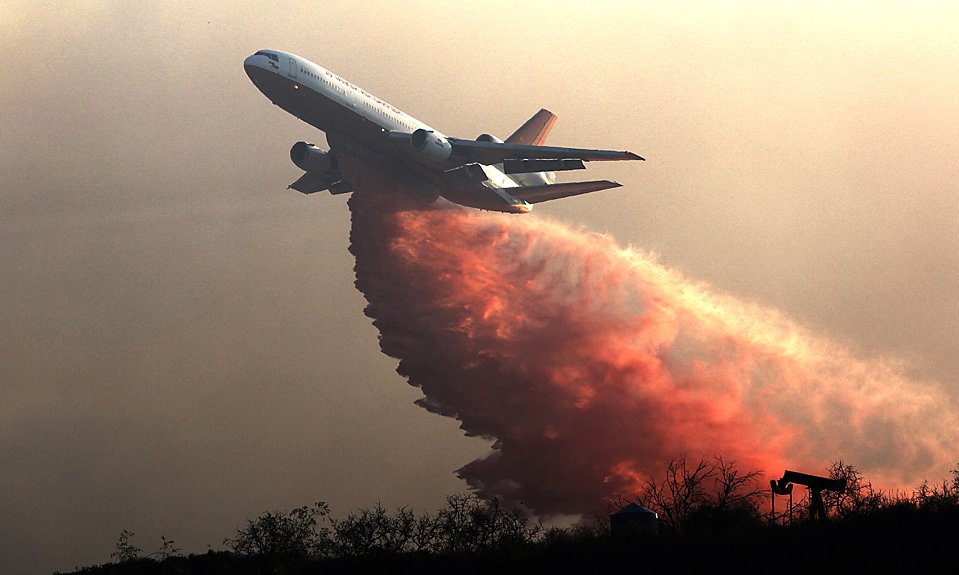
[502, 158, 585, 174]
[289, 171, 352, 195]
[510, 180, 623, 204]
[449, 137, 644, 164]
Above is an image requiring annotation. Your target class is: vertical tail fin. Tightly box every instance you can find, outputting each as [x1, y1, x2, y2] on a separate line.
[505, 108, 557, 146]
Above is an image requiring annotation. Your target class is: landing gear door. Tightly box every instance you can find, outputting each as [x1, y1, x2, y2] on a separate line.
[288, 57, 297, 79]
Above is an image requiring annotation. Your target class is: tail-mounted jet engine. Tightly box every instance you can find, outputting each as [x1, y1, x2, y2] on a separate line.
[476, 133, 503, 144]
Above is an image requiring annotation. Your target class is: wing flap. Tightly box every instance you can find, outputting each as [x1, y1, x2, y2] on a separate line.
[510, 180, 623, 204]
[289, 171, 352, 195]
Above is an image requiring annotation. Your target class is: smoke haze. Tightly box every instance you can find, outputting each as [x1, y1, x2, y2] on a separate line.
[3, 2, 959, 573]
[351, 189, 956, 515]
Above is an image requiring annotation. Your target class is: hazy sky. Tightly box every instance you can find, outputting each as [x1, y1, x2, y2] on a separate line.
[2, 2, 958, 573]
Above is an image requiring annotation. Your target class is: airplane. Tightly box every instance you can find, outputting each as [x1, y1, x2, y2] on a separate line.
[243, 50, 643, 214]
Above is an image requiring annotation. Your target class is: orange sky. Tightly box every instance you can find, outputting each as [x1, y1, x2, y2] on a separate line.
[2, 2, 957, 572]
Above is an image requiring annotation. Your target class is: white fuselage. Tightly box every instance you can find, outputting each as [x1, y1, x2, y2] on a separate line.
[243, 50, 532, 213]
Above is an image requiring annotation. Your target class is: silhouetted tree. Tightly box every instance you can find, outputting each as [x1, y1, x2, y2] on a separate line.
[225, 501, 331, 559]
[685, 456, 766, 533]
[638, 455, 715, 531]
[223, 494, 542, 561]
[713, 455, 765, 512]
[332, 503, 419, 556]
[110, 529, 140, 563]
[410, 509, 440, 551]
[630, 455, 765, 533]
[431, 493, 542, 554]
[912, 474, 959, 513]
[823, 460, 883, 518]
[146, 535, 181, 560]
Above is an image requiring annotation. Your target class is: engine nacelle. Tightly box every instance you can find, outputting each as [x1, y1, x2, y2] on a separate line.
[476, 133, 503, 143]
[290, 141, 334, 173]
[411, 128, 453, 163]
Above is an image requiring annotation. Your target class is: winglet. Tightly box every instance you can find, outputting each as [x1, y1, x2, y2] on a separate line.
[506, 109, 558, 146]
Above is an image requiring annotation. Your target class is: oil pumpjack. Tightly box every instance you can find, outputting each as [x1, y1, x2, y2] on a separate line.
[770, 470, 847, 523]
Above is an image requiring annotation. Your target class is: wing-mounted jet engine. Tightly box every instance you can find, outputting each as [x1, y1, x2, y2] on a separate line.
[288, 141, 352, 195]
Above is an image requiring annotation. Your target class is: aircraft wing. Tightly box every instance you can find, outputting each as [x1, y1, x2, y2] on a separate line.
[447, 137, 644, 165]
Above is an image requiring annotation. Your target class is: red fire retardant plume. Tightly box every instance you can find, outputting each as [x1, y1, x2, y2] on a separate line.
[348, 188, 957, 517]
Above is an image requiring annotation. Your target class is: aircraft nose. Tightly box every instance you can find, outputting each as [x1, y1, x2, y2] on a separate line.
[244, 54, 266, 83]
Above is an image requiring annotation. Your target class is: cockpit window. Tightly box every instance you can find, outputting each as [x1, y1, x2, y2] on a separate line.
[254, 51, 279, 62]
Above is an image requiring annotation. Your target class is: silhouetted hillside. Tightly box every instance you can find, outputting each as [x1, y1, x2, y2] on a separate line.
[62, 460, 959, 574]
[64, 508, 959, 575]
